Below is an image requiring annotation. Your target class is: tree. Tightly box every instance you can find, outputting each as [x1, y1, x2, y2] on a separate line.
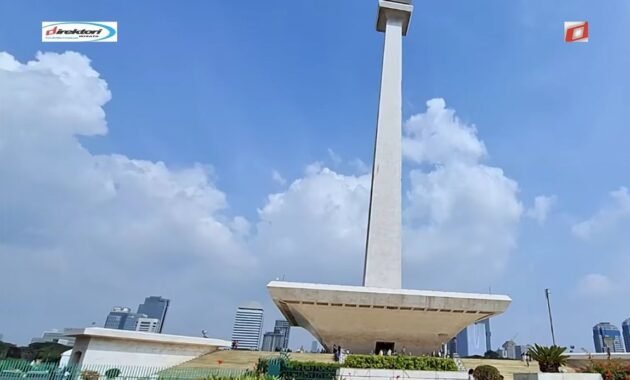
[527, 344, 568, 373]
[484, 350, 500, 359]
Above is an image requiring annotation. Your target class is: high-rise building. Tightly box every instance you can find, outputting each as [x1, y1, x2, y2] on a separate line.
[261, 331, 284, 352]
[104, 306, 148, 331]
[231, 302, 264, 350]
[135, 317, 160, 333]
[593, 322, 625, 353]
[622, 319, 630, 352]
[137, 296, 170, 333]
[105, 307, 133, 329]
[260, 319, 291, 352]
[311, 340, 320, 353]
[502, 340, 517, 359]
[273, 320, 290, 350]
[448, 328, 468, 357]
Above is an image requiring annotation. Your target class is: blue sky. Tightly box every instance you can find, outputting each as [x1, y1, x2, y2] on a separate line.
[1, 0, 630, 354]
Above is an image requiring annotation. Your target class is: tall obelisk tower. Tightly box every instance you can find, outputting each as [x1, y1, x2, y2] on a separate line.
[363, 0, 413, 289]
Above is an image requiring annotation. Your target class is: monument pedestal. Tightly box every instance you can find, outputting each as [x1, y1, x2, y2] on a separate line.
[268, 281, 511, 354]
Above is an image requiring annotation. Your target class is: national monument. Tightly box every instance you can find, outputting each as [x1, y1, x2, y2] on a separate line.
[267, 0, 511, 354]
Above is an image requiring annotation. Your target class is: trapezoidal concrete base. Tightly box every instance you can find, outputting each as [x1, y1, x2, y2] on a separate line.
[267, 281, 511, 354]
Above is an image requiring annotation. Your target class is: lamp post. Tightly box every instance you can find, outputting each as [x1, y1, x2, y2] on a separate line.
[545, 288, 557, 345]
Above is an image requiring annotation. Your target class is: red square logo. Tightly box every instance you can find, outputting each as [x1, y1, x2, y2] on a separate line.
[564, 21, 589, 42]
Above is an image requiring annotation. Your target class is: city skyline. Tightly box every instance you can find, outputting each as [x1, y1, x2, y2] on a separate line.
[2, 0, 630, 352]
[103, 296, 169, 334]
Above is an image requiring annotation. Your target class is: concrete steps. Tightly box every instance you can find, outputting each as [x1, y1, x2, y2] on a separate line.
[181, 351, 539, 380]
[178, 350, 334, 369]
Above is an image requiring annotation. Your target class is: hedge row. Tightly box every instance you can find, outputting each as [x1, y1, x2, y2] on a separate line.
[343, 355, 458, 371]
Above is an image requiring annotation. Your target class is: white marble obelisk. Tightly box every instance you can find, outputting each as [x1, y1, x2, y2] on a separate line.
[363, 0, 413, 289]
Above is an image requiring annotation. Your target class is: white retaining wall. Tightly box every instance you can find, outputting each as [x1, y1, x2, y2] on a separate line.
[514, 374, 602, 380]
[338, 368, 469, 380]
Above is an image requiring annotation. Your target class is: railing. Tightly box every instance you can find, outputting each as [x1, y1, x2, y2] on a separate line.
[0, 359, 248, 380]
[265, 357, 338, 380]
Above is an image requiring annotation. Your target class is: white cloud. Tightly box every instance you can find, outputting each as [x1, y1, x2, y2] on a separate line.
[253, 166, 370, 285]
[0, 52, 254, 342]
[271, 169, 287, 186]
[403, 98, 487, 165]
[577, 273, 614, 297]
[327, 148, 342, 166]
[349, 158, 369, 174]
[526, 195, 557, 225]
[572, 187, 630, 240]
[402, 99, 522, 287]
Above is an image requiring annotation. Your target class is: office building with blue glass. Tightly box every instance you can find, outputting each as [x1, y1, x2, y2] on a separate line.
[137, 296, 170, 333]
[593, 322, 625, 353]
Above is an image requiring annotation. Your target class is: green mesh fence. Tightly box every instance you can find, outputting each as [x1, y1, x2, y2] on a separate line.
[0, 359, 249, 380]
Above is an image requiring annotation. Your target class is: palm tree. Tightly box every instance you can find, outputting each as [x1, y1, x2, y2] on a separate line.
[528, 344, 568, 373]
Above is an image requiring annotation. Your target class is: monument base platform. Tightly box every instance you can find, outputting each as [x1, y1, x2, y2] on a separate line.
[267, 281, 511, 354]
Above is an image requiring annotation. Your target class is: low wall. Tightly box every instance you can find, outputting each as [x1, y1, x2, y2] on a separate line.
[514, 374, 602, 380]
[338, 368, 468, 380]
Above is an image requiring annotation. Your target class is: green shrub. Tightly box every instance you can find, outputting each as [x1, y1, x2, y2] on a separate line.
[255, 358, 269, 375]
[105, 368, 121, 379]
[280, 360, 340, 380]
[203, 376, 278, 380]
[81, 370, 100, 380]
[527, 345, 568, 373]
[580, 359, 630, 380]
[473, 365, 502, 380]
[343, 355, 457, 371]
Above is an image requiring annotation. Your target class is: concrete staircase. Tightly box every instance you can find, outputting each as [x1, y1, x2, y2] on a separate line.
[178, 350, 334, 369]
[180, 351, 538, 380]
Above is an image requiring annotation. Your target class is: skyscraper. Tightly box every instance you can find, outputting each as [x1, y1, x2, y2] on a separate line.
[231, 302, 264, 350]
[260, 320, 291, 352]
[502, 340, 517, 359]
[104, 306, 148, 331]
[261, 331, 284, 352]
[137, 296, 170, 333]
[104, 307, 133, 329]
[622, 319, 630, 352]
[448, 328, 468, 357]
[273, 320, 290, 350]
[593, 322, 625, 353]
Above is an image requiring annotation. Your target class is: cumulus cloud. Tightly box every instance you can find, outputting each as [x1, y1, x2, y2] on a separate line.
[526, 195, 557, 225]
[0, 52, 253, 342]
[327, 148, 342, 166]
[271, 169, 287, 186]
[403, 98, 487, 165]
[572, 187, 630, 240]
[577, 273, 614, 297]
[402, 99, 522, 288]
[253, 166, 370, 284]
